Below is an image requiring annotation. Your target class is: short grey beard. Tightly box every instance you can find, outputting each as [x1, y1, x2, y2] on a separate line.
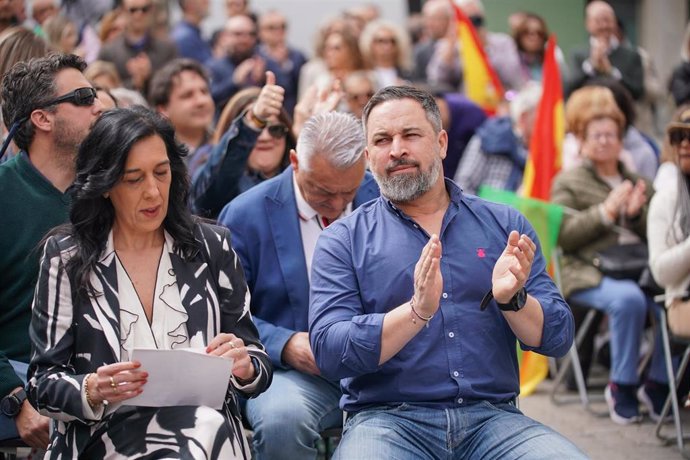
[374, 157, 442, 203]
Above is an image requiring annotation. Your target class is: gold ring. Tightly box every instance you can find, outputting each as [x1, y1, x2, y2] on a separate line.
[229, 341, 236, 349]
[109, 376, 117, 391]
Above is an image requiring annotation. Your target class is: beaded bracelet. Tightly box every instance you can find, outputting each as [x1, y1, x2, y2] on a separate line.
[410, 297, 433, 328]
[84, 373, 98, 409]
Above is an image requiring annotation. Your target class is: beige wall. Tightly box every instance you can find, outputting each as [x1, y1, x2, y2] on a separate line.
[639, 0, 687, 85]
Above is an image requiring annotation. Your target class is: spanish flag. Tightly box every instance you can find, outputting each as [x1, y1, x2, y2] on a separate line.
[514, 37, 565, 394]
[451, 2, 504, 114]
[521, 35, 564, 200]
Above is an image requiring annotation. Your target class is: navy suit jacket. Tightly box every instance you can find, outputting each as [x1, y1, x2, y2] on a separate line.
[217, 167, 379, 367]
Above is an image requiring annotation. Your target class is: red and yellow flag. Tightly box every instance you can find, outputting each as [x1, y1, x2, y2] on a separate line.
[521, 35, 564, 201]
[516, 36, 565, 395]
[451, 2, 504, 115]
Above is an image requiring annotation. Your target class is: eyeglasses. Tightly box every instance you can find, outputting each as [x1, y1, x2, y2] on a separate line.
[41, 87, 97, 109]
[373, 37, 396, 45]
[265, 123, 288, 139]
[128, 3, 152, 14]
[469, 15, 484, 28]
[670, 130, 690, 145]
[263, 23, 286, 31]
[586, 132, 618, 143]
[524, 28, 545, 37]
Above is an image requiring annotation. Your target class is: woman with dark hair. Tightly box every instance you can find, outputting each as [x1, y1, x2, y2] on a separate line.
[212, 86, 295, 182]
[28, 107, 272, 459]
[191, 74, 292, 218]
[512, 12, 566, 84]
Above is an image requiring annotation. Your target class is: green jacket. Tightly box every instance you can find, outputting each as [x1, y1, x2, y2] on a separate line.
[551, 160, 653, 298]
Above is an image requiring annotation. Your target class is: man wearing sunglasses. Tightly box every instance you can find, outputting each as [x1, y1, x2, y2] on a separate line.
[97, 0, 176, 92]
[0, 54, 103, 449]
[217, 112, 379, 460]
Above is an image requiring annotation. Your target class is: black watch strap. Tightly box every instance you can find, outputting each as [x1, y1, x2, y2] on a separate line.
[1, 388, 27, 418]
[480, 287, 527, 312]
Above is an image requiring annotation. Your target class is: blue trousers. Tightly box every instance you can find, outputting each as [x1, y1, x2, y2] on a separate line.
[570, 276, 667, 385]
[244, 369, 342, 460]
[0, 360, 28, 441]
[334, 401, 587, 459]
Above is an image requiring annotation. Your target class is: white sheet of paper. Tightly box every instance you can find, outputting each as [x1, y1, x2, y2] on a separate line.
[125, 348, 232, 409]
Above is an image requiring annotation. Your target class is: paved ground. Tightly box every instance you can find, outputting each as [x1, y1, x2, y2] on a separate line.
[520, 377, 690, 460]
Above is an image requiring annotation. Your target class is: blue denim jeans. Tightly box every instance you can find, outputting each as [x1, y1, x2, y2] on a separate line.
[570, 276, 667, 385]
[0, 360, 28, 441]
[244, 369, 342, 460]
[334, 401, 587, 459]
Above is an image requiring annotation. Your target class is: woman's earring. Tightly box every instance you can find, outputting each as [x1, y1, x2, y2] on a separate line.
[103, 192, 110, 199]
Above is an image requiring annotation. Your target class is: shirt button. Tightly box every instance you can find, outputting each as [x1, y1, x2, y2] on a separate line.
[442, 293, 448, 299]
[448, 332, 455, 338]
[453, 371, 459, 377]
[457, 398, 464, 404]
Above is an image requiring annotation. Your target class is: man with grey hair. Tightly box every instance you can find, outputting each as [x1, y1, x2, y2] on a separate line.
[309, 86, 585, 458]
[454, 83, 542, 195]
[217, 111, 379, 459]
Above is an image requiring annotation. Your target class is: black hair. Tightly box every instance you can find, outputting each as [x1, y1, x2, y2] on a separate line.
[148, 58, 209, 108]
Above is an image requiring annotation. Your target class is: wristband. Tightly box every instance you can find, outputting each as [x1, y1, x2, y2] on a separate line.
[410, 297, 433, 328]
[248, 107, 267, 129]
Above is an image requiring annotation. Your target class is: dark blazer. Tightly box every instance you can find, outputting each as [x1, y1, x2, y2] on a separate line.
[217, 167, 380, 367]
[567, 44, 644, 100]
[28, 223, 272, 458]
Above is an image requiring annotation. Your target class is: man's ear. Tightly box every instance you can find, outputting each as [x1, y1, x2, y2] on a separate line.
[437, 129, 448, 160]
[289, 149, 299, 172]
[29, 109, 52, 133]
[157, 105, 169, 118]
[364, 147, 370, 162]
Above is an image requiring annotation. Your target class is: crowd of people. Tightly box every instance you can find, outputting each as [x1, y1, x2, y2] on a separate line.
[0, 0, 689, 458]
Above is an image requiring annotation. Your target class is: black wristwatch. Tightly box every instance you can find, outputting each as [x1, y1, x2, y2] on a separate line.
[1, 388, 27, 418]
[480, 287, 527, 312]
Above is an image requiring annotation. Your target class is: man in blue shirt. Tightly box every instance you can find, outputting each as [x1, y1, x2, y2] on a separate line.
[309, 86, 586, 459]
[171, 0, 212, 64]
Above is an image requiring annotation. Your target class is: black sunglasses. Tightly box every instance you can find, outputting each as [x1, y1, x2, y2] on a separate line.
[266, 123, 289, 139]
[41, 87, 97, 109]
[128, 4, 152, 14]
[670, 130, 690, 146]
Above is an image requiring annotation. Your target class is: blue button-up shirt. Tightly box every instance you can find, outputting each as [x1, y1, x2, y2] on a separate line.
[309, 180, 573, 412]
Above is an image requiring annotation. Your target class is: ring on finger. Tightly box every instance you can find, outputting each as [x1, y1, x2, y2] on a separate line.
[228, 341, 236, 349]
[110, 376, 119, 393]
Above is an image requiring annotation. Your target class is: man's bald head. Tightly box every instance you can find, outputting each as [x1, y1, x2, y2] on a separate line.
[585, 1, 616, 42]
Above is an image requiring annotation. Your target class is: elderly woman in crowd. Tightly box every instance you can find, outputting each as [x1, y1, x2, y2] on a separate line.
[28, 107, 272, 458]
[551, 102, 667, 426]
[648, 109, 690, 338]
